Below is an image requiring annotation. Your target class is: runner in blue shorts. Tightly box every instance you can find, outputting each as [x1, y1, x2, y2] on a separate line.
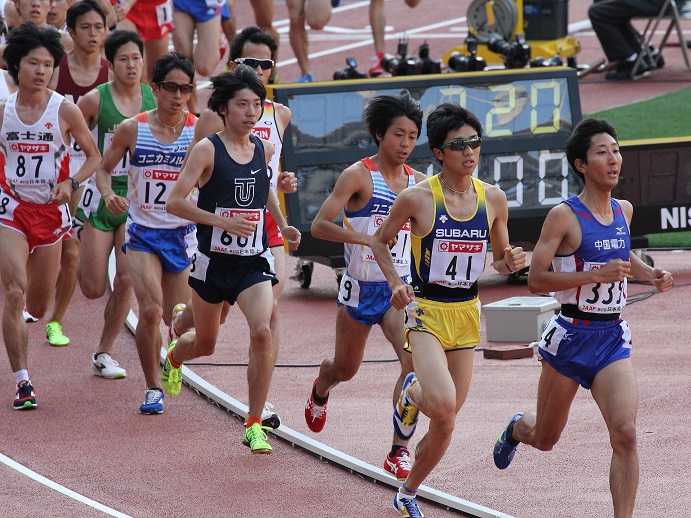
[491, 118, 673, 517]
[304, 93, 429, 484]
[93, 53, 198, 414]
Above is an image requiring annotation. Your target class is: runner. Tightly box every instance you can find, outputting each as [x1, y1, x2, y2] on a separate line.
[370, 103, 526, 517]
[304, 92, 428, 483]
[0, 23, 100, 409]
[164, 65, 301, 453]
[92, 51, 197, 413]
[45, 0, 109, 347]
[76, 30, 156, 379]
[492, 118, 673, 518]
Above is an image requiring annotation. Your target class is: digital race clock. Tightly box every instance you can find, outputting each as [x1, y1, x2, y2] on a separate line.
[271, 67, 583, 266]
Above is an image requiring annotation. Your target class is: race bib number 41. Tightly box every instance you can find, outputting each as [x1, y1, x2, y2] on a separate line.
[428, 239, 486, 288]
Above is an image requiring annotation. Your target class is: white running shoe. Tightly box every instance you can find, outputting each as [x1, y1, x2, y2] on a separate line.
[168, 303, 186, 343]
[23, 306, 38, 323]
[92, 353, 127, 379]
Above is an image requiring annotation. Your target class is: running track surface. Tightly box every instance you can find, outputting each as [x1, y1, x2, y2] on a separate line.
[2, 1, 691, 516]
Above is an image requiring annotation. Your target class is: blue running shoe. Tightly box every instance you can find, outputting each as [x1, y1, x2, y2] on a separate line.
[393, 372, 419, 440]
[493, 412, 523, 469]
[140, 388, 164, 414]
[297, 74, 315, 83]
[331, 0, 341, 7]
[394, 490, 425, 517]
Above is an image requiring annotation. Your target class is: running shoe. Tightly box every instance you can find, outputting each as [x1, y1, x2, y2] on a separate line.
[13, 380, 37, 410]
[331, 0, 341, 6]
[393, 490, 425, 517]
[297, 74, 315, 83]
[385, 446, 413, 481]
[261, 402, 281, 430]
[167, 303, 186, 343]
[393, 372, 419, 440]
[242, 422, 272, 454]
[46, 321, 69, 346]
[493, 412, 524, 469]
[161, 340, 183, 397]
[92, 353, 126, 379]
[140, 388, 164, 414]
[304, 378, 328, 432]
[368, 52, 386, 77]
[23, 306, 38, 323]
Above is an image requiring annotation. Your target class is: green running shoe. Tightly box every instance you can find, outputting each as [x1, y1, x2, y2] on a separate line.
[46, 321, 69, 346]
[161, 340, 182, 396]
[242, 423, 272, 455]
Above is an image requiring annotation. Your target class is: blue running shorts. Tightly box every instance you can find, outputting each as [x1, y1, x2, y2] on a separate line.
[537, 314, 632, 389]
[123, 220, 196, 273]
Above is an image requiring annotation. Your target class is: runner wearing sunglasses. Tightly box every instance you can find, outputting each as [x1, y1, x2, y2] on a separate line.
[92, 52, 198, 414]
[371, 102, 526, 518]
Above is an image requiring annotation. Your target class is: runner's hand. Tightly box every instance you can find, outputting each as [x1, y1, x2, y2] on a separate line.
[282, 225, 301, 251]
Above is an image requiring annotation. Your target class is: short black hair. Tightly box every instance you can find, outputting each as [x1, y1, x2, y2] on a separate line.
[4, 22, 64, 85]
[66, 0, 107, 32]
[208, 65, 266, 126]
[104, 30, 143, 64]
[426, 103, 483, 155]
[566, 118, 618, 182]
[362, 90, 423, 147]
[229, 25, 277, 63]
[151, 52, 195, 84]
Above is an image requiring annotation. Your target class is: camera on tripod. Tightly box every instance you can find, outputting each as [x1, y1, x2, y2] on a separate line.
[380, 37, 441, 76]
[333, 57, 367, 80]
[486, 32, 531, 69]
[447, 33, 486, 73]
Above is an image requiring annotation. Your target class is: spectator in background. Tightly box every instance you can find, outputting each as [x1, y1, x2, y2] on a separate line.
[114, 0, 174, 84]
[286, 0, 334, 82]
[588, 0, 667, 80]
[47, 0, 71, 30]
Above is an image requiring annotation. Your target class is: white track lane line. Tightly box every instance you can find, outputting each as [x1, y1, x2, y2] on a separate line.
[0, 452, 132, 517]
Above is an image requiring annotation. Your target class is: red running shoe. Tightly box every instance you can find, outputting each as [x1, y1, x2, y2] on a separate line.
[384, 446, 413, 480]
[304, 378, 328, 432]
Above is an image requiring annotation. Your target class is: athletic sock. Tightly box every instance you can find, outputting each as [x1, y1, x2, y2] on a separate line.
[506, 421, 520, 446]
[312, 384, 328, 405]
[14, 370, 29, 386]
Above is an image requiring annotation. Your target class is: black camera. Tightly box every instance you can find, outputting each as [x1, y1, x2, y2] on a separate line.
[333, 57, 367, 80]
[447, 34, 486, 73]
[380, 37, 441, 76]
[487, 33, 531, 69]
[529, 55, 564, 68]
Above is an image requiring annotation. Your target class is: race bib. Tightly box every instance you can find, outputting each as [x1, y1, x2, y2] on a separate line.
[0, 190, 19, 221]
[576, 262, 627, 313]
[210, 207, 264, 256]
[337, 272, 361, 307]
[364, 215, 411, 273]
[427, 239, 486, 288]
[157, 0, 173, 25]
[78, 180, 102, 215]
[105, 133, 128, 177]
[135, 168, 177, 212]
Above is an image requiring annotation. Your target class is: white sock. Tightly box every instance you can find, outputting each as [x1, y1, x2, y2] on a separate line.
[14, 370, 29, 386]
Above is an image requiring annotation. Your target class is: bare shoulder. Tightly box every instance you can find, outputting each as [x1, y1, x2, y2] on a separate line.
[261, 137, 275, 155]
[274, 101, 292, 125]
[411, 169, 427, 183]
[482, 180, 508, 203]
[196, 108, 224, 136]
[615, 197, 633, 218]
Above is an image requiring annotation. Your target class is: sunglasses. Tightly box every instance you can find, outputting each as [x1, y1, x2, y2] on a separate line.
[157, 81, 194, 94]
[438, 136, 482, 151]
[234, 57, 275, 70]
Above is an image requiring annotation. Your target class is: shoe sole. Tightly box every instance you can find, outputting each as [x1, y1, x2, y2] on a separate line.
[140, 407, 164, 415]
[261, 413, 281, 430]
[14, 401, 37, 410]
[93, 370, 126, 379]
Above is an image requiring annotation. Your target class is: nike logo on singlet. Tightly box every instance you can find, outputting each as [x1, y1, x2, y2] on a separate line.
[250, 169, 261, 175]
